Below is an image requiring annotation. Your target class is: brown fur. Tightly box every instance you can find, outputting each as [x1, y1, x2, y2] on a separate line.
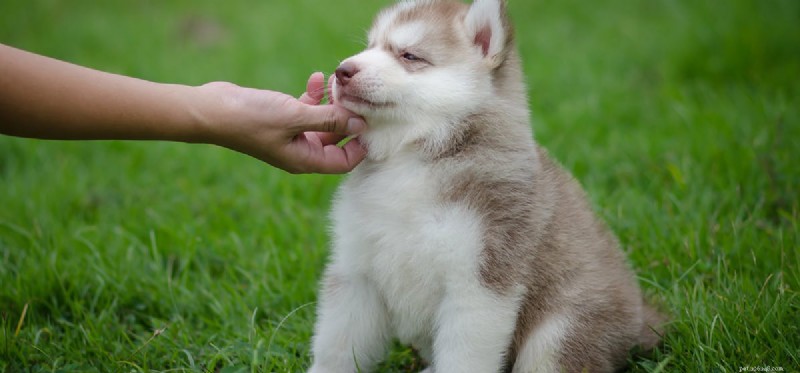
[435, 100, 665, 373]
[401, 1, 667, 371]
[327, 0, 665, 371]
[372, 1, 465, 51]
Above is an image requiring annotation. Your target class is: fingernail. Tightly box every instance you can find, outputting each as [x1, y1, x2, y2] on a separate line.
[347, 118, 366, 134]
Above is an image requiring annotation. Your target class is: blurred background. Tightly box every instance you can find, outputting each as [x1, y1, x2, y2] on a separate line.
[1, 0, 798, 372]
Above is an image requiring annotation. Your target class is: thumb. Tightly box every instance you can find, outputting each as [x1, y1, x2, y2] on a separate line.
[293, 104, 366, 135]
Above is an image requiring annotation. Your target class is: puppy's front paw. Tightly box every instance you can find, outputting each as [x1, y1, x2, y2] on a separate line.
[307, 365, 326, 373]
[308, 362, 355, 373]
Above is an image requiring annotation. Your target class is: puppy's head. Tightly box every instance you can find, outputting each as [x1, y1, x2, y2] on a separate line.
[333, 0, 514, 124]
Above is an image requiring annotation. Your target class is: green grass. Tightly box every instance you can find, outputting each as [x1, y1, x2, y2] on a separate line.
[1, 0, 798, 372]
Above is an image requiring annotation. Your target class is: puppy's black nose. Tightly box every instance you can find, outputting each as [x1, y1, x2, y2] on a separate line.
[335, 62, 359, 86]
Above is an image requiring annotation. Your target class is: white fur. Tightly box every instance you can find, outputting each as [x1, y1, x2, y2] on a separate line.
[387, 21, 428, 50]
[312, 1, 522, 372]
[332, 43, 486, 160]
[309, 273, 390, 373]
[369, 0, 418, 43]
[332, 1, 494, 161]
[311, 152, 523, 373]
[313, 1, 658, 371]
[464, 0, 506, 62]
[512, 314, 572, 373]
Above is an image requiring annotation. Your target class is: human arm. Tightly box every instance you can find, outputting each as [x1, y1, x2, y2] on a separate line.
[0, 43, 366, 173]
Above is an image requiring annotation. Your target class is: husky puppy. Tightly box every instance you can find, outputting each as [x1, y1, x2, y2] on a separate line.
[310, 0, 664, 372]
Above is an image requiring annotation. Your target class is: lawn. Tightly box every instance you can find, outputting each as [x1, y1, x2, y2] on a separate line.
[1, 0, 798, 372]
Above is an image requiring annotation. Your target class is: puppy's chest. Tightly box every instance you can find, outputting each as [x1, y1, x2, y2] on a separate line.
[341, 160, 452, 278]
[335, 158, 484, 337]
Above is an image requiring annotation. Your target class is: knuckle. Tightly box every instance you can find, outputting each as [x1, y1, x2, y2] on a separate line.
[324, 113, 339, 133]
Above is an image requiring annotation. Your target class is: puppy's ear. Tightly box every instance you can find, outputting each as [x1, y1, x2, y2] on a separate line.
[464, 0, 512, 68]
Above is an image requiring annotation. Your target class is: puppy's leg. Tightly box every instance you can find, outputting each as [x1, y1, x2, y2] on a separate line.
[413, 339, 433, 373]
[511, 312, 572, 373]
[429, 285, 521, 373]
[309, 269, 390, 373]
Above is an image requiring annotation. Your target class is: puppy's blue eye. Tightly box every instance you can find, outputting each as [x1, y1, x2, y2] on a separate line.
[401, 52, 421, 61]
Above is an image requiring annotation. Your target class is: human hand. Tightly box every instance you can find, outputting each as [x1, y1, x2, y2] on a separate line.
[194, 72, 367, 174]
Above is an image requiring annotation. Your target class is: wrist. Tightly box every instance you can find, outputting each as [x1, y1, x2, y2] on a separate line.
[179, 82, 229, 145]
